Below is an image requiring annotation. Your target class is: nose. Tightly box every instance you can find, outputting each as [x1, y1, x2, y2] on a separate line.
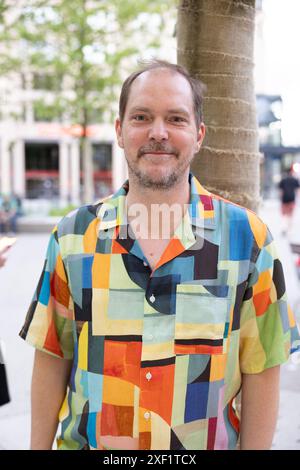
[148, 118, 168, 142]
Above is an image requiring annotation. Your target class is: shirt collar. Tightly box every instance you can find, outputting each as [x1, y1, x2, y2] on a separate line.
[97, 173, 216, 233]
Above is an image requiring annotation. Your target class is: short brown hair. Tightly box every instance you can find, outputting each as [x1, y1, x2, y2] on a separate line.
[119, 59, 206, 128]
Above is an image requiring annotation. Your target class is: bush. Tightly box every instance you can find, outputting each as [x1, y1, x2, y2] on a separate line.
[48, 205, 77, 216]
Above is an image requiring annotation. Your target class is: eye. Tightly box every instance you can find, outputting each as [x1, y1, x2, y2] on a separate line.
[170, 116, 187, 123]
[132, 114, 147, 121]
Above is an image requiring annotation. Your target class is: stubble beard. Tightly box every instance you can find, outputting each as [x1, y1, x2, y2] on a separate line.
[126, 147, 195, 190]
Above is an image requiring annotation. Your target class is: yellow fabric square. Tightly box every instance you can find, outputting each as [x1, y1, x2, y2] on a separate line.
[109, 255, 141, 289]
[287, 304, 297, 327]
[210, 354, 227, 381]
[83, 219, 98, 253]
[55, 253, 67, 281]
[247, 210, 267, 249]
[253, 270, 272, 296]
[92, 288, 109, 335]
[92, 288, 143, 336]
[78, 322, 88, 370]
[141, 341, 174, 362]
[175, 322, 224, 340]
[59, 234, 84, 256]
[139, 407, 152, 433]
[150, 411, 171, 450]
[26, 303, 49, 347]
[102, 376, 134, 406]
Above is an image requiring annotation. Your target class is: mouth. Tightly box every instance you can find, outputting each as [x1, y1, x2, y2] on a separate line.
[142, 152, 174, 157]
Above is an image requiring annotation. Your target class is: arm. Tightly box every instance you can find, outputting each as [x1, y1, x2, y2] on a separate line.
[0, 249, 7, 267]
[31, 349, 72, 450]
[240, 365, 280, 450]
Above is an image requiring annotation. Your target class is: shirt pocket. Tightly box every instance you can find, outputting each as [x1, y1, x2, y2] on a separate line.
[174, 283, 232, 355]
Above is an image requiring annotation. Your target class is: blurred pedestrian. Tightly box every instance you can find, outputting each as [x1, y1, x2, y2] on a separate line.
[0, 242, 13, 407]
[0, 194, 20, 235]
[279, 166, 300, 236]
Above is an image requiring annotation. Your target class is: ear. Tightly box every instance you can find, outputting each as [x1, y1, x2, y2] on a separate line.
[196, 122, 206, 152]
[115, 118, 124, 149]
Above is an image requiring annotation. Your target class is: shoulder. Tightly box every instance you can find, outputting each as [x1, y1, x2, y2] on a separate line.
[55, 200, 105, 240]
[210, 191, 269, 249]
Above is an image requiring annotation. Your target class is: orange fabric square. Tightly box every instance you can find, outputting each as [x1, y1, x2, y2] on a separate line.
[43, 316, 63, 357]
[139, 364, 175, 425]
[112, 239, 128, 254]
[174, 344, 223, 355]
[156, 239, 184, 269]
[139, 432, 151, 450]
[51, 270, 70, 308]
[101, 404, 134, 437]
[92, 253, 111, 288]
[104, 340, 142, 386]
[253, 289, 272, 316]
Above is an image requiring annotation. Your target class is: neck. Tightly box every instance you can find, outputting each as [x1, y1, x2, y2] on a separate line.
[126, 171, 191, 240]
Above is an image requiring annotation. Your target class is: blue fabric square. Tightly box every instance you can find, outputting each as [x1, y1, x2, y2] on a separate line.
[82, 256, 93, 288]
[228, 206, 253, 261]
[87, 412, 97, 448]
[39, 271, 50, 306]
[184, 381, 209, 422]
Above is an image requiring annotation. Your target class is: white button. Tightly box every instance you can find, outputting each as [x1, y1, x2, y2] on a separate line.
[146, 372, 152, 381]
[144, 411, 151, 420]
[143, 261, 148, 267]
[150, 294, 155, 303]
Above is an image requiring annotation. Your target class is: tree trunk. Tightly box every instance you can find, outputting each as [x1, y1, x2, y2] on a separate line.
[177, 0, 260, 211]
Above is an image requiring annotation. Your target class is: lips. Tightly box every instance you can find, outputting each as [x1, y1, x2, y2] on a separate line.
[138, 146, 179, 158]
[143, 152, 173, 155]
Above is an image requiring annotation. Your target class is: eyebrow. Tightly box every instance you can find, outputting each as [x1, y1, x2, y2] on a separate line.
[128, 106, 190, 116]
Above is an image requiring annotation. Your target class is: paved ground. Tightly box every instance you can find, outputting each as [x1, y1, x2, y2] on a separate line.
[0, 200, 299, 450]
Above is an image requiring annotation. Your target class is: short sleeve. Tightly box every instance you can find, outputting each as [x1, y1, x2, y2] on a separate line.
[19, 227, 74, 359]
[239, 227, 300, 374]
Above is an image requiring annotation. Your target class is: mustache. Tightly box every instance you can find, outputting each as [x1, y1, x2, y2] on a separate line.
[138, 143, 179, 158]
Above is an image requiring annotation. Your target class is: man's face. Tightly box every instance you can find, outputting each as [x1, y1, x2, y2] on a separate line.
[115, 69, 205, 190]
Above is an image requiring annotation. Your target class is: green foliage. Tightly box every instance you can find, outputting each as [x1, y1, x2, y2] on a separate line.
[48, 204, 77, 216]
[1, 0, 176, 127]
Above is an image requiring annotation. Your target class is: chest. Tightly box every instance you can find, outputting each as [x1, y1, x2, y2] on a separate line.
[137, 238, 171, 269]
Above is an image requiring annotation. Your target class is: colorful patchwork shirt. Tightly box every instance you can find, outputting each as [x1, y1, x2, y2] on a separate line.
[20, 174, 300, 450]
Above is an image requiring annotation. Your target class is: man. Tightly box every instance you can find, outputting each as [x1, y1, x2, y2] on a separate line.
[20, 60, 300, 450]
[278, 166, 299, 236]
[0, 194, 19, 235]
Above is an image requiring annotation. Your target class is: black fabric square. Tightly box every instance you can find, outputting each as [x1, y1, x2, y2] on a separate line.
[88, 324, 105, 374]
[273, 259, 286, 300]
[74, 288, 92, 321]
[122, 253, 151, 290]
[146, 274, 180, 314]
[232, 281, 247, 331]
[183, 238, 219, 280]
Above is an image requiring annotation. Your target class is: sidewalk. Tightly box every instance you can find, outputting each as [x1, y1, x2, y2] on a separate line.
[0, 200, 299, 450]
[259, 199, 300, 450]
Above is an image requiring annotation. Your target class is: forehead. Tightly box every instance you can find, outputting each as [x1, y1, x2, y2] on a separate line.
[126, 69, 194, 112]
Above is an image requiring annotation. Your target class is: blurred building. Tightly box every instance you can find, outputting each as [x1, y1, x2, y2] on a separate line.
[256, 93, 300, 198]
[255, 1, 300, 198]
[0, 70, 127, 210]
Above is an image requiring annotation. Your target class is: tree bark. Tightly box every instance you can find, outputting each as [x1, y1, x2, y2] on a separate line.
[177, 0, 260, 211]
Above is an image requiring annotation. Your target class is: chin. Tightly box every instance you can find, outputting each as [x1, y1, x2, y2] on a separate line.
[137, 170, 180, 190]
